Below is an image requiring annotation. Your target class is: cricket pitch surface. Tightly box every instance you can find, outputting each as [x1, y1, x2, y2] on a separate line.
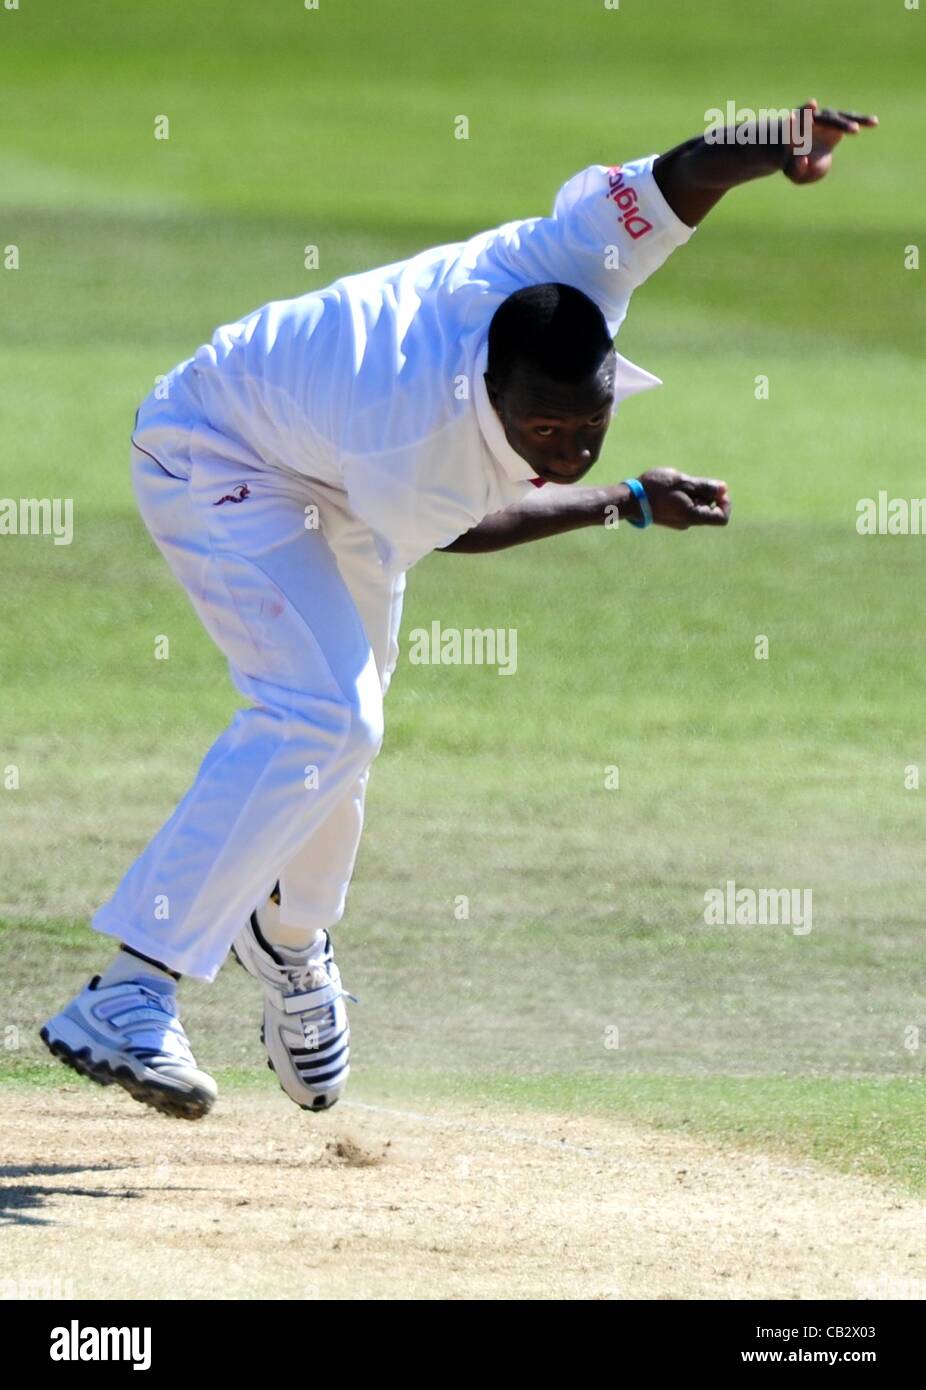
[1, 1088, 924, 1301]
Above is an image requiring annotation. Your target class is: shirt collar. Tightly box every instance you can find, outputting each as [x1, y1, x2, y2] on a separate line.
[472, 339, 663, 482]
[609, 351, 663, 410]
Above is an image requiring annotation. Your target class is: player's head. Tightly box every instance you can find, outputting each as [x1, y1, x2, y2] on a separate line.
[485, 282, 616, 483]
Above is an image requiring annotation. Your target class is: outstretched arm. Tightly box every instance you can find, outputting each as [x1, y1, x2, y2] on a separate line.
[653, 99, 878, 228]
[440, 470, 730, 553]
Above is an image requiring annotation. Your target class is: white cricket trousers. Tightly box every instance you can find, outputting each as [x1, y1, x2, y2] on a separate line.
[92, 444, 405, 981]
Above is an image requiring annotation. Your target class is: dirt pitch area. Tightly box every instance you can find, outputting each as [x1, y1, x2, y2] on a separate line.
[1, 1086, 924, 1301]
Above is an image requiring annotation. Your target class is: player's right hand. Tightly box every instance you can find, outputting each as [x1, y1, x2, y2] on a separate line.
[783, 99, 878, 185]
[636, 468, 731, 530]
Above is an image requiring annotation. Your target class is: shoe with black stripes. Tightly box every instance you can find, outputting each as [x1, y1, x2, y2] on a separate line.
[40, 977, 217, 1120]
[231, 900, 352, 1113]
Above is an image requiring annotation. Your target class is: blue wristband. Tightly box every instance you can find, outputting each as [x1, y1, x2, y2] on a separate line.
[623, 477, 653, 529]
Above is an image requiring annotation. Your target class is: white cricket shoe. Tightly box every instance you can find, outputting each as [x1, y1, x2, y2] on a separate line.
[40, 977, 217, 1120]
[231, 910, 352, 1112]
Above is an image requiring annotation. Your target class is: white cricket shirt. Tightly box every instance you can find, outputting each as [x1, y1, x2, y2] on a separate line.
[134, 155, 694, 572]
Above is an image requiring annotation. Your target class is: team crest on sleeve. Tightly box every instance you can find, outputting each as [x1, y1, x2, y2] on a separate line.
[606, 165, 654, 241]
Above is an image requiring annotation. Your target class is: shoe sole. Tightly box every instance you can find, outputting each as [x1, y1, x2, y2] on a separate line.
[40, 1026, 215, 1121]
[231, 943, 340, 1113]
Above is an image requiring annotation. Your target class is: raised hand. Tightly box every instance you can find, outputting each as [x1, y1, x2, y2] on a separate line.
[784, 99, 878, 185]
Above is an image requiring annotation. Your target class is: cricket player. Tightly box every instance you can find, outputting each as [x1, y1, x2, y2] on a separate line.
[42, 101, 876, 1119]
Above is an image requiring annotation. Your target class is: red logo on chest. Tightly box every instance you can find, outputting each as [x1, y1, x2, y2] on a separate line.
[213, 484, 251, 506]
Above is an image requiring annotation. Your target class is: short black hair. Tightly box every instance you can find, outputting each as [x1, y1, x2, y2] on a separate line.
[487, 283, 613, 390]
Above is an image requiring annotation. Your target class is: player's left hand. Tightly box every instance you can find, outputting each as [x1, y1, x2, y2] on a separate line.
[784, 99, 878, 184]
[637, 469, 731, 530]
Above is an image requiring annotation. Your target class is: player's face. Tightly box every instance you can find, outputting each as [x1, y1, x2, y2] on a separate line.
[487, 355, 615, 483]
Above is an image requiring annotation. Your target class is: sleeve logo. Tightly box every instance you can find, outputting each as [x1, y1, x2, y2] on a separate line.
[606, 166, 653, 241]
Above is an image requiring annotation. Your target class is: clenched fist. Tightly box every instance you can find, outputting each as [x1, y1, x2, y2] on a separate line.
[634, 469, 731, 530]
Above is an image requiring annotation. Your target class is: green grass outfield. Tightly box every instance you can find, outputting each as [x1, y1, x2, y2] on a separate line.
[1, 1, 924, 1189]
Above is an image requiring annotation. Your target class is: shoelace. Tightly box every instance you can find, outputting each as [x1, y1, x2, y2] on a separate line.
[283, 960, 358, 1008]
